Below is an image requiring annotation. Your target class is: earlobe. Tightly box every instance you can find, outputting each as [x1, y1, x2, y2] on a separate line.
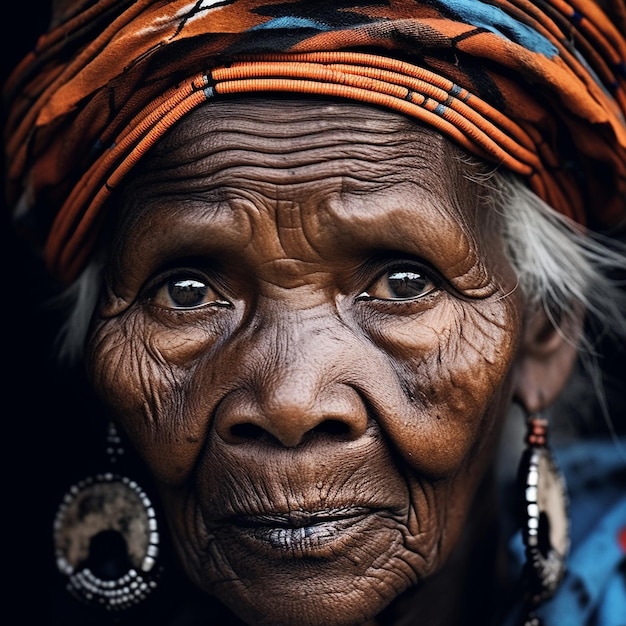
[513, 306, 584, 413]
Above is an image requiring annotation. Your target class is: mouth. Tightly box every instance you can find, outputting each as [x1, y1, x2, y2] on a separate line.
[217, 507, 376, 557]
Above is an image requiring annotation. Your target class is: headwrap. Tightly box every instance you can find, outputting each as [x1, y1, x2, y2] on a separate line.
[4, 0, 626, 284]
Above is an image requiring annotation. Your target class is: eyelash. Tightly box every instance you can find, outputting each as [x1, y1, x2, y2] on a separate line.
[356, 260, 441, 298]
[144, 267, 229, 308]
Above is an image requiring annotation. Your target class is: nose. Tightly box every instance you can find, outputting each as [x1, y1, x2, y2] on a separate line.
[213, 314, 370, 448]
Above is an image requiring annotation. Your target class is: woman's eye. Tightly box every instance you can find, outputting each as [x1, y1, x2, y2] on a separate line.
[151, 276, 229, 309]
[359, 269, 436, 301]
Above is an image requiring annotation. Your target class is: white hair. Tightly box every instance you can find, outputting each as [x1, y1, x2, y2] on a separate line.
[494, 173, 626, 347]
[54, 256, 105, 363]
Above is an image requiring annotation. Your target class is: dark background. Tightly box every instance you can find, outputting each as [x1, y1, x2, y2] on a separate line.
[2, 4, 98, 619]
[3, 9, 163, 621]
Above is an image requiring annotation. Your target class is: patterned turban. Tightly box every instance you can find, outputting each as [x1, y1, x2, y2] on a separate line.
[4, 0, 626, 283]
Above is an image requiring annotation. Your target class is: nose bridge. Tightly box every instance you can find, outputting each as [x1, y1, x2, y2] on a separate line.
[215, 305, 370, 447]
[256, 312, 332, 415]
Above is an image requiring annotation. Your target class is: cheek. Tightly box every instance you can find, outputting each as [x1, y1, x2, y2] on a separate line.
[86, 311, 224, 484]
[370, 298, 522, 478]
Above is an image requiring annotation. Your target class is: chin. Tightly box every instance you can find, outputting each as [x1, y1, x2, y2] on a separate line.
[203, 572, 406, 626]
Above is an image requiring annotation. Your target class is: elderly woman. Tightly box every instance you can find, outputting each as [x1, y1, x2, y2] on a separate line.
[3, 1, 626, 625]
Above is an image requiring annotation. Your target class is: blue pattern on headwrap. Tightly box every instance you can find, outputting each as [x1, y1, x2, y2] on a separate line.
[437, 0, 558, 58]
[251, 16, 330, 32]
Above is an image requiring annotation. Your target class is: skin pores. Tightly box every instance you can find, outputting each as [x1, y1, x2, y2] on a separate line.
[86, 99, 525, 626]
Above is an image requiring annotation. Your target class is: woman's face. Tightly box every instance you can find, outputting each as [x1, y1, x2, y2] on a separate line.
[86, 99, 524, 625]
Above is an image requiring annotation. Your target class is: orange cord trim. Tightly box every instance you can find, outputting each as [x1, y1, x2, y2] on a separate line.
[214, 60, 540, 165]
[46, 85, 209, 275]
[48, 73, 206, 241]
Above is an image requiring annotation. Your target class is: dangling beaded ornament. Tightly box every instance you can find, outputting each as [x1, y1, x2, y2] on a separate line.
[518, 414, 570, 625]
[53, 423, 161, 612]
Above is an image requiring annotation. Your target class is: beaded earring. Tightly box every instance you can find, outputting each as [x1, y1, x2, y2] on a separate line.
[518, 413, 570, 625]
[53, 422, 162, 612]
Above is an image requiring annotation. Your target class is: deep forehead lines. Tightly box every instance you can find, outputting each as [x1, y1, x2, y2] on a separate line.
[137, 97, 454, 182]
[158, 97, 437, 147]
[117, 97, 479, 226]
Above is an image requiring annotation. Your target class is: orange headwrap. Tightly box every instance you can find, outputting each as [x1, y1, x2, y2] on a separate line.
[4, 0, 626, 283]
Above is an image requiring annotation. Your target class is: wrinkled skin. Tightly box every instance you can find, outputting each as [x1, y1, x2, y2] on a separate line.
[86, 99, 527, 626]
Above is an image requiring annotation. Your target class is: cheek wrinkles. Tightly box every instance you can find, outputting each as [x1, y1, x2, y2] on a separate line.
[89, 316, 181, 425]
[361, 295, 520, 480]
[87, 310, 225, 483]
[441, 301, 520, 401]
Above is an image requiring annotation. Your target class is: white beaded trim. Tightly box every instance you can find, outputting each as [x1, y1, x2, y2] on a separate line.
[53, 473, 160, 611]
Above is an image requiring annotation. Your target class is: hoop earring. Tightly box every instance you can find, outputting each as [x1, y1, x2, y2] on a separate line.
[518, 413, 570, 625]
[53, 422, 162, 612]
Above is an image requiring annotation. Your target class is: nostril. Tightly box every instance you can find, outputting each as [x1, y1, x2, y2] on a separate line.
[313, 419, 352, 437]
[230, 422, 267, 441]
[227, 418, 355, 446]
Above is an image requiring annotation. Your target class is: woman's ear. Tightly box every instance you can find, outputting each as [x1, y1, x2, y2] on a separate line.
[513, 306, 585, 413]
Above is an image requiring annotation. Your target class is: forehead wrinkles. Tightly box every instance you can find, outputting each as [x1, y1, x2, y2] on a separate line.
[115, 99, 495, 276]
[156, 97, 418, 151]
[122, 98, 460, 255]
[141, 98, 443, 188]
[125, 98, 462, 210]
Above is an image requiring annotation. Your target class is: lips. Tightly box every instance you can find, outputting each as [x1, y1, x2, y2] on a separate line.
[215, 506, 377, 557]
